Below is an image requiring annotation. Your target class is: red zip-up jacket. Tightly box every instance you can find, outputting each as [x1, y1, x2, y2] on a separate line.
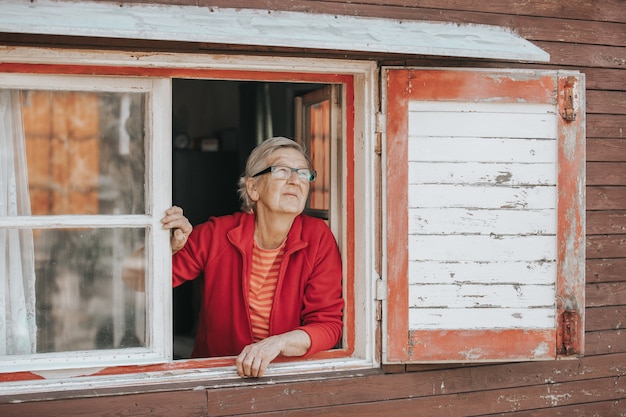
[172, 212, 344, 358]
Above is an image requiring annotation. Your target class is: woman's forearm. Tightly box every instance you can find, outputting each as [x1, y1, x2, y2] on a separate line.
[277, 329, 311, 357]
[235, 329, 312, 378]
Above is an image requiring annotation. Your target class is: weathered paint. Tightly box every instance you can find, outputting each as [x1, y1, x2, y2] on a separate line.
[0, 63, 354, 84]
[0, 0, 550, 62]
[406, 70, 556, 103]
[555, 74, 586, 355]
[383, 68, 410, 362]
[407, 98, 558, 331]
[406, 329, 555, 361]
[384, 69, 585, 363]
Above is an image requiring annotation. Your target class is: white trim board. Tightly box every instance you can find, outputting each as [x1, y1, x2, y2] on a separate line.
[0, 0, 549, 62]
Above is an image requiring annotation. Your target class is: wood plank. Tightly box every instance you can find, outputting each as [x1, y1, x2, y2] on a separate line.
[206, 353, 626, 416]
[409, 103, 557, 139]
[243, 377, 626, 417]
[0, 390, 207, 417]
[587, 114, 626, 139]
[536, 41, 626, 69]
[410, 260, 555, 285]
[587, 210, 626, 235]
[585, 329, 626, 355]
[587, 139, 626, 162]
[313, 0, 626, 23]
[409, 234, 556, 261]
[409, 137, 558, 163]
[409, 284, 555, 309]
[556, 73, 586, 357]
[587, 187, 626, 210]
[493, 399, 626, 416]
[385, 60, 623, 91]
[409, 185, 557, 209]
[586, 281, 626, 307]
[408, 307, 555, 329]
[586, 234, 626, 259]
[586, 306, 626, 331]
[586, 258, 626, 283]
[587, 162, 626, 185]
[409, 162, 556, 186]
[583, 67, 626, 91]
[177, 0, 626, 24]
[410, 208, 556, 236]
[587, 90, 626, 115]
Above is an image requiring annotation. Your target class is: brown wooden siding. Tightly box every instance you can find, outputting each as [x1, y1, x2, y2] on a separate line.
[1, 0, 625, 415]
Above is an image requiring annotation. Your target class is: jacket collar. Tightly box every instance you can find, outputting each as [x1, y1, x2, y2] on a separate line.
[227, 212, 308, 254]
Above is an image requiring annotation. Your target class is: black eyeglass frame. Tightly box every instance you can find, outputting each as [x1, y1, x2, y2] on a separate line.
[252, 165, 317, 182]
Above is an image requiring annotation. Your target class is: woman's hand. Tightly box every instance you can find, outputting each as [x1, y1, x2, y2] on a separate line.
[235, 330, 311, 378]
[161, 206, 193, 254]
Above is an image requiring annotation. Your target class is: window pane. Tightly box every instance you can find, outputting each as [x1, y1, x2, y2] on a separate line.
[307, 99, 331, 213]
[19, 90, 146, 215]
[31, 228, 146, 354]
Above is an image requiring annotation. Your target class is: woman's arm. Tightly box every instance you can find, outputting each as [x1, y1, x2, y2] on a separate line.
[235, 329, 311, 378]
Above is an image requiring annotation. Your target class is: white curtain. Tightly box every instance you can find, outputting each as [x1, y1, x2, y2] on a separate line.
[0, 90, 37, 355]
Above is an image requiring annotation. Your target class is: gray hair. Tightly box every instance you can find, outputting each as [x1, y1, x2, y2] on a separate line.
[238, 137, 310, 213]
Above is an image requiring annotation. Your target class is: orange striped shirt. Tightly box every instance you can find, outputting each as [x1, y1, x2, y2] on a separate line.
[249, 240, 285, 341]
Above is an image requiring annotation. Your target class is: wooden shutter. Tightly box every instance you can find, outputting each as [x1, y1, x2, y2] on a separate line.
[382, 68, 585, 363]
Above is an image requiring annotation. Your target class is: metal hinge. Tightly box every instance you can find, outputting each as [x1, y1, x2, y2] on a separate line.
[557, 310, 580, 355]
[560, 76, 578, 122]
[375, 111, 386, 134]
[375, 279, 387, 301]
[374, 112, 385, 156]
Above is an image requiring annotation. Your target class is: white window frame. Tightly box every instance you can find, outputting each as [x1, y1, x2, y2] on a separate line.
[0, 73, 173, 373]
[0, 48, 378, 395]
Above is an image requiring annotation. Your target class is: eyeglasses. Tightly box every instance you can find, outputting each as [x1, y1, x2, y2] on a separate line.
[252, 165, 317, 182]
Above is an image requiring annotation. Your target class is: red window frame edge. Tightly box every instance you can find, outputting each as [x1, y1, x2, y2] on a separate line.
[0, 63, 356, 383]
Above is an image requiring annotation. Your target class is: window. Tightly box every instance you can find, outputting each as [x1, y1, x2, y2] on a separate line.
[0, 51, 378, 393]
[170, 79, 346, 358]
[0, 75, 172, 372]
[0, 51, 583, 397]
[294, 85, 343, 228]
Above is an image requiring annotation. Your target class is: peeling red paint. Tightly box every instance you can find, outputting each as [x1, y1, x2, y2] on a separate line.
[384, 69, 585, 363]
[556, 73, 586, 356]
[407, 329, 555, 361]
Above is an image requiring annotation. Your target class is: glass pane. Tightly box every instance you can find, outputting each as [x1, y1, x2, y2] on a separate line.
[18, 90, 146, 215]
[306, 99, 330, 212]
[30, 228, 147, 354]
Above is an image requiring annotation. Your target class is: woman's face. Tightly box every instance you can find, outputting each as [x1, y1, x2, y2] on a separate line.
[248, 148, 310, 218]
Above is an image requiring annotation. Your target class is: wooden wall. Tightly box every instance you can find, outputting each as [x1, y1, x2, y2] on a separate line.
[1, 0, 625, 415]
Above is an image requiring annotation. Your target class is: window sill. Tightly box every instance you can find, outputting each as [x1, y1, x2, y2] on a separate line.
[0, 356, 377, 401]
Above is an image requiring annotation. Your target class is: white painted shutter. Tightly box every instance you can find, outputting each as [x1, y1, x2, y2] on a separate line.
[382, 68, 585, 363]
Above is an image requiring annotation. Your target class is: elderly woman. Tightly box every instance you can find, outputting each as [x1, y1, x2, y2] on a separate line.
[162, 136, 343, 378]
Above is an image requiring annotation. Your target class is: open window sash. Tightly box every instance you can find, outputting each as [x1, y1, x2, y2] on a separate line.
[0, 74, 172, 372]
[382, 68, 585, 363]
